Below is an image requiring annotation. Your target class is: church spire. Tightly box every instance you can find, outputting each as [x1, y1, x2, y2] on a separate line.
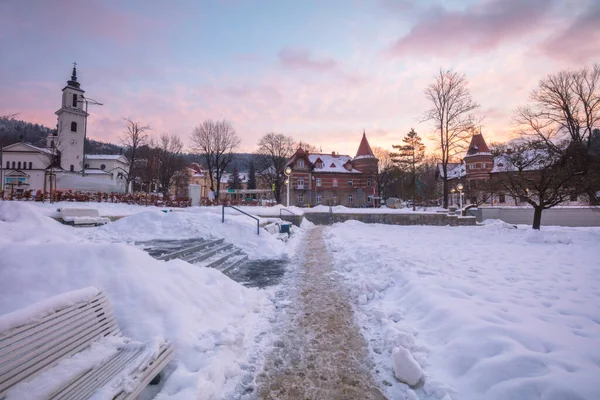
[67, 61, 81, 89]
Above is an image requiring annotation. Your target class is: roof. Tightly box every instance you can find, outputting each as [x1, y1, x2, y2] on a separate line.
[491, 150, 553, 173]
[85, 154, 126, 160]
[465, 133, 491, 157]
[355, 132, 376, 159]
[2, 142, 55, 155]
[308, 154, 361, 174]
[437, 163, 465, 179]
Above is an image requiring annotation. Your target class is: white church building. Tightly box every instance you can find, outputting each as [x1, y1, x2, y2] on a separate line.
[1, 65, 128, 195]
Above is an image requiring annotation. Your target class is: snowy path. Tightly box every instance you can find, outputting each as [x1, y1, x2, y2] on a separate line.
[255, 226, 387, 399]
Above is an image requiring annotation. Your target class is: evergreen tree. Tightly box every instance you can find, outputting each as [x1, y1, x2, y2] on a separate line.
[247, 161, 257, 189]
[228, 168, 242, 189]
[391, 128, 426, 211]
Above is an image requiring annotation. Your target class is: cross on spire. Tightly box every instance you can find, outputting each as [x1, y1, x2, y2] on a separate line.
[72, 61, 77, 68]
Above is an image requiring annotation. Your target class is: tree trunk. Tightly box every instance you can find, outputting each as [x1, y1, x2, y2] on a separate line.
[532, 206, 543, 230]
[443, 179, 449, 209]
[412, 165, 416, 211]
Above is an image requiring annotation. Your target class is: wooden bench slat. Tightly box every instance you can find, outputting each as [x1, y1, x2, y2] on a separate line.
[52, 346, 144, 400]
[0, 317, 119, 396]
[0, 307, 116, 376]
[0, 299, 117, 361]
[0, 293, 107, 341]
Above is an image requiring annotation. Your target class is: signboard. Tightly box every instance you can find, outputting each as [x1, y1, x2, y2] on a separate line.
[227, 189, 235, 193]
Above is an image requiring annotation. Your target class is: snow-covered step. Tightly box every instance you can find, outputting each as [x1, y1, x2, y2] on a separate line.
[184, 243, 234, 264]
[157, 238, 223, 261]
[218, 254, 249, 274]
[202, 249, 243, 270]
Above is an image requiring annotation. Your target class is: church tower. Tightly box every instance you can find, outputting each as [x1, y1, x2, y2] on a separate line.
[55, 63, 88, 172]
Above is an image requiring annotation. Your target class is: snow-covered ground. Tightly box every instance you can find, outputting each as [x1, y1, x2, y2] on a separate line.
[0, 201, 299, 399]
[325, 220, 600, 400]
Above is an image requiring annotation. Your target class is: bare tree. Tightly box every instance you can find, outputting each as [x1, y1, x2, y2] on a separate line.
[423, 69, 480, 208]
[255, 133, 296, 204]
[156, 133, 185, 196]
[297, 141, 319, 153]
[391, 129, 426, 211]
[515, 64, 600, 203]
[493, 139, 574, 230]
[120, 118, 151, 193]
[373, 147, 398, 201]
[190, 120, 240, 201]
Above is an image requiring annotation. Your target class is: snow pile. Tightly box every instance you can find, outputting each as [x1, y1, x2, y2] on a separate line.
[325, 220, 600, 400]
[0, 201, 279, 399]
[391, 346, 423, 387]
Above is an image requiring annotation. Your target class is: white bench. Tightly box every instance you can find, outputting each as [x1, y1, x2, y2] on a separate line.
[58, 208, 111, 226]
[0, 290, 174, 399]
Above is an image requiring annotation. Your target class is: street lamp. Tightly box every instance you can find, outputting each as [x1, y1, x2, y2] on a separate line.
[284, 166, 292, 207]
[456, 183, 464, 215]
[78, 95, 103, 176]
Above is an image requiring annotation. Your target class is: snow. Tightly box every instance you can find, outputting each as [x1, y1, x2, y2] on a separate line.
[0, 201, 288, 399]
[391, 346, 423, 387]
[325, 220, 600, 400]
[308, 153, 362, 173]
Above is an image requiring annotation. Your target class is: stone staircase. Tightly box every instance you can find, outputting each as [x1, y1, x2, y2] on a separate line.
[136, 238, 248, 274]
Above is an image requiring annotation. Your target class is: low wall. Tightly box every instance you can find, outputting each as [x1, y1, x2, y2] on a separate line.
[470, 207, 600, 227]
[303, 212, 476, 226]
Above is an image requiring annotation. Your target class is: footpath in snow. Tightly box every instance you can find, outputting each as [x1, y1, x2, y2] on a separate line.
[254, 226, 386, 399]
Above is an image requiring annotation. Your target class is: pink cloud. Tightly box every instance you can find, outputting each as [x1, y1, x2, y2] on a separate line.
[542, 2, 600, 63]
[388, 0, 557, 57]
[278, 48, 337, 71]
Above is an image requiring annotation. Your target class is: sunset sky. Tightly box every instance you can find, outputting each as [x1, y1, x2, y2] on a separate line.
[1, 0, 599, 156]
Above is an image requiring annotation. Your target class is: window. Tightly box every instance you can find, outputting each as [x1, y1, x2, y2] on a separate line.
[332, 193, 338, 203]
[333, 178, 338, 187]
[17, 162, 21, 169]
[72, 94, 77, 107]
[28, 162, 32, 169]
[367, 178, 371, 187]
[297, 160, 304, 168]
[316, 194, 322, 203]
[70, 165, 74, 172]
[11, 161, 15, 169]
[101, 164, 106, 170]
[348, 179, 353, 187]
[570, 193, 578, 201]
[5, 161, 8, 169]
[316, 162, 323, 169]
[316, 177, 322, 187]
[297, 178, 304, 189]
[482, 163, 487, 168]
[348, 194, 353, 203]
[499, 193, 506, 203]
[297, 193, 304, 203]
[71, 121, 77, 132]
[367, 196, 372, 203]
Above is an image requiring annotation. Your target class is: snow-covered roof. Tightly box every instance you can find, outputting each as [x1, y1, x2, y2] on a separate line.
[82, 169, 111, 175]
[308, 154, 361, 174]
[3, 142, 54, 155]
[437, 163, 465, 179]
[85, 154, 125, 160]
[491, 150, 552, 173]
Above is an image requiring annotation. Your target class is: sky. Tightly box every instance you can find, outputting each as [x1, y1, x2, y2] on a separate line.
[1, 0, 599, 156]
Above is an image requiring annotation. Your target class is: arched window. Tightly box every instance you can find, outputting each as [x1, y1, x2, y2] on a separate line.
[29, 162, 32, 169]
[70, 165, 74, 172]
[11, 161, 15, 169]
[17, 162, 21, 169]
[72, 94, 78, 107]
[71, 122, 77, 132]
[5, 161, 8, 169]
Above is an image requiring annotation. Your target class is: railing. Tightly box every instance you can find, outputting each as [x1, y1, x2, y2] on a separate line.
[279, 208, 296, 218]
[222, 205, 260, 235]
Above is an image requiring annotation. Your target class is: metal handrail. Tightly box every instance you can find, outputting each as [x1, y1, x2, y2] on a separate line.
[222, 205, 260, 235]
[279, 208, 296, 218]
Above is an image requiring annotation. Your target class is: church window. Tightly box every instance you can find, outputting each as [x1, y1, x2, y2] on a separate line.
[70, 165, 74, 172]
[72, 94, 78, 107]
[17, 162, 21, 169]
[101, 164, 106, 170]
[71, 122, 77, 132]
[5, 161, 8, 169]
[11, 161, 15, 169]
[297, 160, 304, 168]
[29, 162, 32, 169]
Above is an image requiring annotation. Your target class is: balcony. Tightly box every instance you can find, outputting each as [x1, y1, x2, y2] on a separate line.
[296, 184, 305, 190]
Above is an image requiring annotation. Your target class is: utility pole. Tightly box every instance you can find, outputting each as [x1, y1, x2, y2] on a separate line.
[78, 96, 103, 176]
[0, 139, 4, 197]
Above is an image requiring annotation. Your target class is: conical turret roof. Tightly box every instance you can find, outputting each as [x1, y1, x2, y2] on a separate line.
[355, 131, 375, 159]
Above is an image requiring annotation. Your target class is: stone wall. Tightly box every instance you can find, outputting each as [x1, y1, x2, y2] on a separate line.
[302, 212, 476, 226]
[468, 207, 600, 227]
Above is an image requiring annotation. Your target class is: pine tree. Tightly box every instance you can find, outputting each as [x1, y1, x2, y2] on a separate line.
[227, 168, 242, 189]
[391, 129, 426, 211]
[247, 161, 257, 189]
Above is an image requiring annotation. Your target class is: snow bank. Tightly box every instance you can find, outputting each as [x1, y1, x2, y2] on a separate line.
[325, 220, 600, 400]
[0, 201, 278, 399]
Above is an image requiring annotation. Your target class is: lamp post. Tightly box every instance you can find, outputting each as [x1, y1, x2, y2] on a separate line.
[284, 166, 292, 207]
[456, 183, 464, 215]
[451, 187, 456, 207]
[78, 96, 103, 176]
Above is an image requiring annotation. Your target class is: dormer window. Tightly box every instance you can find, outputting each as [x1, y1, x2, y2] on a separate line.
[297, 159, 304, 168]
[71, 122, 77, 132]
[316, 162, 323, 169]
